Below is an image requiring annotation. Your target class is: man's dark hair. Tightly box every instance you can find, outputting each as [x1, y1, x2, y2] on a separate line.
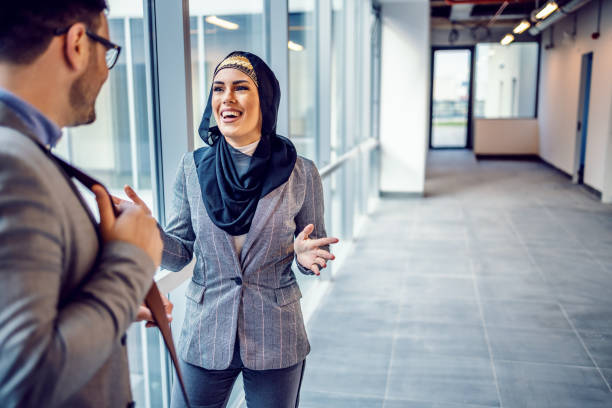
[0, 1, 108, 65]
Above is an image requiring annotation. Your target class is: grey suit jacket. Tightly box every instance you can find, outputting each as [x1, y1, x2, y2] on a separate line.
[161, 151, 327, 370]
[0, 104, 156, 408]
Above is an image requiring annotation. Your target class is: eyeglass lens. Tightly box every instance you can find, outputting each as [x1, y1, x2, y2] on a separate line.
[105, 48, 119, 69]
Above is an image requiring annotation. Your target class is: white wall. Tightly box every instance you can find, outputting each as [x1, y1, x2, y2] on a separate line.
[538, 0, 612, 195]
[379, 0, 429, 194]
[474, 119, 539, 155]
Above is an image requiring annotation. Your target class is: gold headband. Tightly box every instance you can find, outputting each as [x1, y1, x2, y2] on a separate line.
[214, 55, 258, 87]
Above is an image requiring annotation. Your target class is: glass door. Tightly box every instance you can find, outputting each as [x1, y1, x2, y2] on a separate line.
[430, 49, 472, 148]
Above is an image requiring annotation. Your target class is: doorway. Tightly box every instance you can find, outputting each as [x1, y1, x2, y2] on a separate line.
[429, 47, 474, 149]
[574, 52, 593, 184]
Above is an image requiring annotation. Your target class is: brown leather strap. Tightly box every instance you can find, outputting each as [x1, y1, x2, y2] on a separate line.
[48, 152, 191, 407]
[145, 283, 191, 407]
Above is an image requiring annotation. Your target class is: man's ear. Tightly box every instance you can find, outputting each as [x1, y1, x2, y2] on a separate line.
[63, 23, 89, 73]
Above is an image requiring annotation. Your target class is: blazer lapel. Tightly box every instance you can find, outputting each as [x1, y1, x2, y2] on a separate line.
[239, 182, 287, 264]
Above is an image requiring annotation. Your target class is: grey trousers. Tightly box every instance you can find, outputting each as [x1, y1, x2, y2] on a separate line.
[170, 341, 306, 408]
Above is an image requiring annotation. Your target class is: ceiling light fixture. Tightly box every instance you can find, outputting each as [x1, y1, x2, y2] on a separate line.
[288, 41, 304, 51]
[513, 20, 531, 34]
[205, 16, 239, 30]
[500, 33, 515, 46]
[535, 1, 559, 20]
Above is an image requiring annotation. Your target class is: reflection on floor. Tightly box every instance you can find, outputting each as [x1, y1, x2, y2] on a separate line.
[299, 150, 612, 408]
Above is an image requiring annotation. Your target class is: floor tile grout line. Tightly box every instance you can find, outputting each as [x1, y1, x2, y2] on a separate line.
[504, 211, 612, 393]
[381, 215, 417, 408]
[539, 204, 612, 276]
[306, 388, 499, 408]
[465, 217, 504, 408]
[490, 358, 608, 370]
[557, 303, 612, 392]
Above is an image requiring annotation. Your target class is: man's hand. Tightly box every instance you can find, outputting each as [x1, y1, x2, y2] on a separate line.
[294, 224, 338, 275]
[135, 293, 174, 328]
[92, 185, 162, 268]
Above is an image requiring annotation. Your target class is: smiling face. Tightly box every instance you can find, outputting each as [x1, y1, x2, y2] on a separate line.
[212, 68, 262, 147]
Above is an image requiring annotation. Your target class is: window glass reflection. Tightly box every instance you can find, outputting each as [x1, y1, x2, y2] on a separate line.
[189, 1, 266, 148]
[474, 42, 538, 118]
[289, 0, 317, 161]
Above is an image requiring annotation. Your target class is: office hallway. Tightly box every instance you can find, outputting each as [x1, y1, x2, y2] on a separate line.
[299, 150, 612, 408]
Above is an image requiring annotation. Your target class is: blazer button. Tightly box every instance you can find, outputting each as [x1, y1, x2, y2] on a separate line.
[232, 277, 243, 286]
[127, 401, 136, 408]
[121, 334, 127, 346]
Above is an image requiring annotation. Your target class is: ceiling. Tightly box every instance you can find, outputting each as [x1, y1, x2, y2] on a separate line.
[430, 0, 573, 29]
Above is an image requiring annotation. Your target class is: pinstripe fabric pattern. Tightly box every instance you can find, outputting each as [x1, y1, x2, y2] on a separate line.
[161, 151, 326, 370]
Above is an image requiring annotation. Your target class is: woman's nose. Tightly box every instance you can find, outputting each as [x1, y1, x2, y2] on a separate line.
[222, 90, 236, 104]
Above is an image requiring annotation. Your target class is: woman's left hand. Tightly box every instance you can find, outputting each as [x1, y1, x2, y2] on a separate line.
[295, 224, 339, 275]
[135, 292, 174, 328]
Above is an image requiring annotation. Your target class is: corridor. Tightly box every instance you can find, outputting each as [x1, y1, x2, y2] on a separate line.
[299, 151, 612, 407]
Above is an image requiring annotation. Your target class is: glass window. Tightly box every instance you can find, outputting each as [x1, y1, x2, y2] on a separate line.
[55, 3, 156, 210]
[288, 0, 317, 161]
[189, 1, 267, 148]
[330, 0, 344, 160]
[474, 42, 539, 118]
[431, 49, 471, 148]
[53, 2, 168, 406]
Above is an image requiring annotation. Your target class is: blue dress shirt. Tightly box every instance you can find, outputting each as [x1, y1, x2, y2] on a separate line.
[0, 87, 62, 148]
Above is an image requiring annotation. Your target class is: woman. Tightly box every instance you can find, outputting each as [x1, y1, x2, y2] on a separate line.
[127, 51, 337, 407]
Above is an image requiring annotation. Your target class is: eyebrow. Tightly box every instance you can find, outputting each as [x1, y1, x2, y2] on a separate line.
[213, 80, 250, 85]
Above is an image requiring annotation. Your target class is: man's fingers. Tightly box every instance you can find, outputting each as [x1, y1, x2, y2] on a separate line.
[92, 185, 115, 234]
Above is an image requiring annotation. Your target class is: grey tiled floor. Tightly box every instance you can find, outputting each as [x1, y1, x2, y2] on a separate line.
[299, 151, 612, 408]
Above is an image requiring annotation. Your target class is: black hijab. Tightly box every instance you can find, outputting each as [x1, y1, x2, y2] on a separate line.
[193, 51, 297, 236]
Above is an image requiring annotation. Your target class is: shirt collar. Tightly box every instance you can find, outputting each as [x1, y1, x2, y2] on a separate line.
[232, 139, 260, 157]
[0, 88, 62, 148]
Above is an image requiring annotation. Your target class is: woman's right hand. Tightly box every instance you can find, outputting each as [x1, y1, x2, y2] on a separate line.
[94, 185, 162, 268]
[119, 185, 153, 215]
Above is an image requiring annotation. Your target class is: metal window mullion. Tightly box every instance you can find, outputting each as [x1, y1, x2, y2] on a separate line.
[317, 0, 332, 169]
[159, 332, 170, 408]
[267, 0, 289, 137]
[341, 0, 354, 240]
[197, 15, 206, 110]
[124, 17, 140, 190]
[143, 1, 193, 406]
[150, 0, 193, 221]
[139, 324, 152, 408]
[316, 0, 333, 277]
[144, 0, 164, 222]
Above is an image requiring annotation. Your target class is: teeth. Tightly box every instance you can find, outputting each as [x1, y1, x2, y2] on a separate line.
[222, 111, 241, 118]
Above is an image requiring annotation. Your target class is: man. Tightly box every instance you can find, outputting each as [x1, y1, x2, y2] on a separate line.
[0, 1, 164, 407]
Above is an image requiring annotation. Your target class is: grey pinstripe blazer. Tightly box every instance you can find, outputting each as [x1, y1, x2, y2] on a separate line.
[161, 151, 326, 370]
[0, 104, 156, 407]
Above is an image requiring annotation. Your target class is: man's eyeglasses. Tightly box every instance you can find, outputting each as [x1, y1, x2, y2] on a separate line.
[54, 27, 122, 70]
